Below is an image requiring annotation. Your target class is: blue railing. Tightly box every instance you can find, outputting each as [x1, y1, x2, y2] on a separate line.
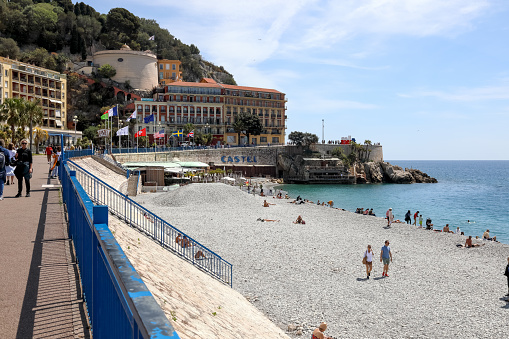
[66, 159, 233, 287]
[60, 162, 179, 338]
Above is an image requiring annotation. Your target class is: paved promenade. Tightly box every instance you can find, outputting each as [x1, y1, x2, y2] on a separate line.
[0, 155, 90, 338]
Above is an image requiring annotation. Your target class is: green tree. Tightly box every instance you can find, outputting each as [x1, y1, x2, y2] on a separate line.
[32, 126, 48, 154]
[0, 37, 20, 59]
[98, 64, 116, 79]
[237, 112, 262, 144]
[0, 98, 23, 143]
[20, 99, 43, 149]
[232, 119, 245, 145]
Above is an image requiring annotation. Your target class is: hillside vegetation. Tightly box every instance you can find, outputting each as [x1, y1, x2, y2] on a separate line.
[0, 0, 235, 84]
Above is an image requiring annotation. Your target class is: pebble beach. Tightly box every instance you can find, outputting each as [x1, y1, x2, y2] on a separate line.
[133, 183, 509, 338]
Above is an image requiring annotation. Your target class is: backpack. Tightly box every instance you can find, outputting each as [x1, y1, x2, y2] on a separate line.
[0, 151, 5, 169]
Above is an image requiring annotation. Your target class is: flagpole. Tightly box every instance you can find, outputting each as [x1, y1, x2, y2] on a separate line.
[153, 113, 156, 151]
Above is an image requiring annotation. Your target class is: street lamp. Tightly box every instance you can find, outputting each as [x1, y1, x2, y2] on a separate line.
[73, 115, 78, 147]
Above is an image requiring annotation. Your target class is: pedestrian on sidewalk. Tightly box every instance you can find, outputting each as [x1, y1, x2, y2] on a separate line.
[380, 240, 392, 277]
[14, 139, 32, 197]
[0, 139, 13, 201]
[45, 144, 53, 163]
[6, 143, 16, 185]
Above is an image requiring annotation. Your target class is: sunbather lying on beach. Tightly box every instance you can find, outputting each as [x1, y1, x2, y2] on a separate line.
[293, 215, 305, 224]
[263, 200, 275, 207]
[256, 218, 280, 222]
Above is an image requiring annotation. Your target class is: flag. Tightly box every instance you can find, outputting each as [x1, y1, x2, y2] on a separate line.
[154, 130, 165, 139]
[144, 114, 154, 123]
[101, 112, 108, 120]
[107, 106, 118, 117]
[126, 109, 137, 122]
[172, 129, 183, 137]
[116, 126, 129, 136]
[135, 128, 146, 138]
[187, 130, 194, 138]
[148, 35, 155, 41]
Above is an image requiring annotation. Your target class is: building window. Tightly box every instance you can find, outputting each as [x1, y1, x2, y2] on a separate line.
[166, 64, 170, 70]
[260, 137, 267, 142]
[161, 116, 166, 122]
[272, 137, 279, 143]
[159, 64, 163, 69]
[172, 72, 176, 79]
[172, 64, 176, 70]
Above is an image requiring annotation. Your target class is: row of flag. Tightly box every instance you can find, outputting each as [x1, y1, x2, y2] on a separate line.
[132, 128, 194, 138]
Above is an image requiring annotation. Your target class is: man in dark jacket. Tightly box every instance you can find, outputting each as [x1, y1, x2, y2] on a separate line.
[0, 139, 12, 201]
[505, 257, 509, 298]
[14, 139, 33, 197]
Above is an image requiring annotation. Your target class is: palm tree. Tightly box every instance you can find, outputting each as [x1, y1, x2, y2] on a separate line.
[0, 98, 23, 144]
[0, 124, 12, 142]
[33, 127, 49, 154]
[22, 99, 43, 151]
[232, 119, 245, 145]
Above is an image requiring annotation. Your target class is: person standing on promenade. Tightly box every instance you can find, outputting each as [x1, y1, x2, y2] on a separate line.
[6, 143, 16, 185]
[0, 139, 12, 201]
[413, 210, 419, 225]
[405, 210, 411, 224]
[14, 139, 33, 197]
[504, 257, 509, 298]
[45, 144, 53, 163]
[386, 208, 394, 227]
[363, 245, 374, 279]
[380, 240, 392, 277]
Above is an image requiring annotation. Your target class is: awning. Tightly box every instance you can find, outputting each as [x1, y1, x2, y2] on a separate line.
[55, 120, 62, 127]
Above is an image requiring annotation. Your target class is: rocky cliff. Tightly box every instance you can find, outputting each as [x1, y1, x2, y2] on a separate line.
[360, 162, 437, 184]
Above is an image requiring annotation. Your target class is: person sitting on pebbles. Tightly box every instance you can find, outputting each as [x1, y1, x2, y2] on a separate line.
[465, 235, 485, 248]
[263, 199, 275, 207]
[443, 224, 454, 233]
[293, 215, 306, 224]
[483, 229, 497, 241]
[311, 322, 333, 339]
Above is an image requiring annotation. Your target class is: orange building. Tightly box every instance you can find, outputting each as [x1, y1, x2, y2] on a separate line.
[156, 59, 183, 85]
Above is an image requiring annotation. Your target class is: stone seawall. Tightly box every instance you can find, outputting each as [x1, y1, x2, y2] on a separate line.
[114, 146, 286, 166]
[311, 144, 384, 162]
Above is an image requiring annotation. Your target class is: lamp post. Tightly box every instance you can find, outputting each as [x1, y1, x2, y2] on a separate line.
[73, 115, 78, 147]
[205, 123, 210, 146]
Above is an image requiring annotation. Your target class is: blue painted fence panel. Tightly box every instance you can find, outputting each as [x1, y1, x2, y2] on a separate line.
[61, 162, 179, 338]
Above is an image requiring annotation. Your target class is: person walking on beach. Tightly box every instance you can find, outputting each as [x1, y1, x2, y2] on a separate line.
[363, 245, 374, 279]
[386, 208, 394, 227]
[413, 210, 419, 225]
[405, 210, 411, 224]
[380, 240, 392, 277]
[504, 257, 509, 298]
[14, 139, 33, 197]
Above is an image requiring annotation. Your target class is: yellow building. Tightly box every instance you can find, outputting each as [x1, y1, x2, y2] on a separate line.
[157, 59, 183, 85]
[0, 56, 79, 146]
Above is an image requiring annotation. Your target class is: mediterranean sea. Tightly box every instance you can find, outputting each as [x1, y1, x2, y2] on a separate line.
[278, 160, 509, 244]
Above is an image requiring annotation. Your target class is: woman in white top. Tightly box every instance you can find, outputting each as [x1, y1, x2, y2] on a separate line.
[5, 143, 16, 185]
[363, 245, 374, 279]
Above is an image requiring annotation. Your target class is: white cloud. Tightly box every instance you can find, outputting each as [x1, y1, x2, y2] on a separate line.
[400, 85, 509, 101]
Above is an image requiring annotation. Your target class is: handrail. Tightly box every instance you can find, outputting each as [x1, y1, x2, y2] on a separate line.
[66, 159, 233, 287]
[60, 162, 179, 338]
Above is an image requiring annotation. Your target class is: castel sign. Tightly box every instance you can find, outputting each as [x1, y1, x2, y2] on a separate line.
[221, 155, 257, 163]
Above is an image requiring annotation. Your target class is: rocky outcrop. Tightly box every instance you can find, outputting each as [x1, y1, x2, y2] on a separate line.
[362, 162, 437, 184]
[406, 168, 438, 183]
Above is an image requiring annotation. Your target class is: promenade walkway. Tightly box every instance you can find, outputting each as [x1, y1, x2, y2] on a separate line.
[0, 155, 90, 338]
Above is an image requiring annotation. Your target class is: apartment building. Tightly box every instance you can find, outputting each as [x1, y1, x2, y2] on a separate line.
[134, 78, 286, 145]
[157, 59, 183, 85]
[0, 56, 79, 146]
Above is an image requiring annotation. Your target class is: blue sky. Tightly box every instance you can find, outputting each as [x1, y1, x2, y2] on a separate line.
[85, 0, 509, 160]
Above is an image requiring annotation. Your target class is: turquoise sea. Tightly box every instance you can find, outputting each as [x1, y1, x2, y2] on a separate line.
[278, 161, 509, 244]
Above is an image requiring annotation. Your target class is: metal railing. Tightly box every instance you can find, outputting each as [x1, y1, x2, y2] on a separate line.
[66, 159, 233, 287]
[60, 162, 179, 338]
